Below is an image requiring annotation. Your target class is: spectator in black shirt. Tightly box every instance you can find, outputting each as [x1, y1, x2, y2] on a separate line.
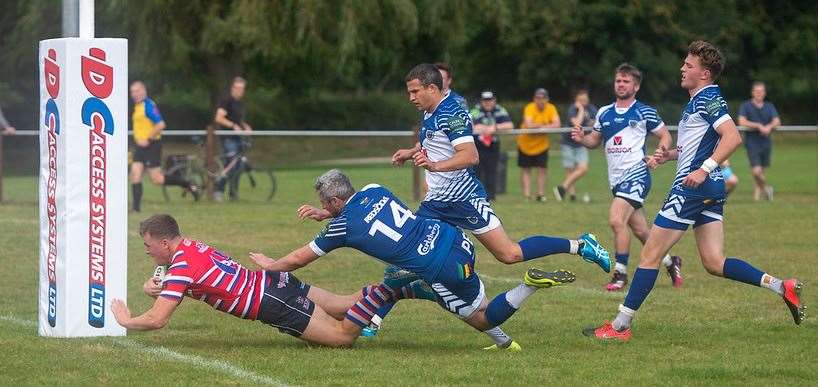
[213, 77, 253, 201]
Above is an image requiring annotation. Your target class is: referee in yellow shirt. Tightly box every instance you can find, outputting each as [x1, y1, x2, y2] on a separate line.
[518, 88, 561, 201]
[130, 81, 198, 212]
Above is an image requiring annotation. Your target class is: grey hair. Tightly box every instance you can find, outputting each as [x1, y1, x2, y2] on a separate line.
[405, 63, 443, 90]
[314, 169, 355, 202]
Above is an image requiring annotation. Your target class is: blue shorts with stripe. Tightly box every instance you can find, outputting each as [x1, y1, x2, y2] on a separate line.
[417, 197, 501, 235]
[655, 192, 725, 231]
[611, 174, 652, 209]
[426, 232, 486, 319]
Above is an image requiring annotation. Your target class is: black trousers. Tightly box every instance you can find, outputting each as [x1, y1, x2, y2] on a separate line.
[476, 141, 500, 201]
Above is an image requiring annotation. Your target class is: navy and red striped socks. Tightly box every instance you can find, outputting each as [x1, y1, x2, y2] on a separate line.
[346, 284, 415, 328]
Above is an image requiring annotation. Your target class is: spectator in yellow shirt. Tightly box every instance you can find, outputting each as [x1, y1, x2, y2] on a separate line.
[130, 81, 199, 211]
[518, 88, 560, 201]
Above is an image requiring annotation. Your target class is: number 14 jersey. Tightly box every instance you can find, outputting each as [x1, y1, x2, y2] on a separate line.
[309, 184, 458, 279]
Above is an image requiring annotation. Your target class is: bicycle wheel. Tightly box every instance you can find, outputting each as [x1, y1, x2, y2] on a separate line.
[231, 168, 277, 202]
[162, 165, 205, 203]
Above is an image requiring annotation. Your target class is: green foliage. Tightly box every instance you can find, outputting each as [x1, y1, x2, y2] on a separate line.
[0, 0, 816, 131]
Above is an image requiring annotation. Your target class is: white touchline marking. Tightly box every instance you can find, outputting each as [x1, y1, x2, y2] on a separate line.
[0, 315, 289, 387]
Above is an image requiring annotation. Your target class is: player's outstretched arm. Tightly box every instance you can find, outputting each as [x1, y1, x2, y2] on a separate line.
[111, 296, 180, 331]
[392, 142, 421, 166]
[143, 277, 162, 298]
[414, 141, 479, 172]
[249, 245, 320, 272]
[571, 124, 602, 148]
[297, 205, 332, 221]
[647, 126, 673, 168]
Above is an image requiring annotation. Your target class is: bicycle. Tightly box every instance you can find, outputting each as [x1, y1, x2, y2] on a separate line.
[162, 137, 277, 203]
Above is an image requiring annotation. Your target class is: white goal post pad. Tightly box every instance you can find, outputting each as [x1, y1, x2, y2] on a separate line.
[38, 38, 128, 337]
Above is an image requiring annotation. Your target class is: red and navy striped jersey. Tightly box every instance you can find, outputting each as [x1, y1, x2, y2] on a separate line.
[160, 239, 270, 320]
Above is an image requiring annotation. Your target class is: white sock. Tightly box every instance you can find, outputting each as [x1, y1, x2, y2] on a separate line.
[570, 239, 580, 255]
[483, 326, 512, 347]
[612, 304, 635, 331]
[370, 314, 383, 329]
[505, 284, 537, 309]
[760, 274, 784, 295]
[661, 254, 673, 267]
[615, 262, 627, 274]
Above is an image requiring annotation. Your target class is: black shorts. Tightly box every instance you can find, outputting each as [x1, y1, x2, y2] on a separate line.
[745, 138, 772, 168]
[256, 271, 315, 337]
[517, 149, 549, 168]
[133, 140, 162, 168]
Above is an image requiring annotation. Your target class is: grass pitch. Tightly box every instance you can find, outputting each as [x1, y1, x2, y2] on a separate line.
[1, 134, 816, 386]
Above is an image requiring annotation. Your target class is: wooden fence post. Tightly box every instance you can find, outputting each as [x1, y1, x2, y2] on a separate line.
[205, 124, 216, 201]
[0, 133, 4, 203]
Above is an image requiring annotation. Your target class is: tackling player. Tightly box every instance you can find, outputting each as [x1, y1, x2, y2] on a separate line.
[250, 169, 578, 351]
[111, 214, 432, 347]
[571, 64, 683, 291]
[584, 41, 805, 341]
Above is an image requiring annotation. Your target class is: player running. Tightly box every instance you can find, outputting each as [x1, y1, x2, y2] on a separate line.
[250, 169, 578, 351]
[110, 214, 435, 347]
[584, 41, 805, 342]
[571, 63, 683, 291]
[389, 63, 609, 268]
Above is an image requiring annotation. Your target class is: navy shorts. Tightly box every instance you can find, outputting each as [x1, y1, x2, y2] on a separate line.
[428, 232, 486, 319]
[417, 198, 501, 235]
[611, 174, 652, 210]
[256, 271, 314, 337]
[654, 192, 725, 231]
[746, 138, 772, 168]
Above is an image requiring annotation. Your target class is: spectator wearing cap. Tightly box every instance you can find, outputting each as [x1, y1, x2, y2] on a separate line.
[519, 88, 560, 201]
[555, 89, 596, 202]
[471, 91, 513, 201]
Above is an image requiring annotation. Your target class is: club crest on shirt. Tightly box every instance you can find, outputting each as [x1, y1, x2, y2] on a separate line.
[425, 129, 435, 139]
[628, 120, 638, 128]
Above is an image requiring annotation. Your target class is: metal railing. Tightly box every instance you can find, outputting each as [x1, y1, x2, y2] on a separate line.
[1, 125, 815, 202]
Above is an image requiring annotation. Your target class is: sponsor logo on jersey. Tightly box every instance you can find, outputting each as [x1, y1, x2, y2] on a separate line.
[614, 117, 625, 123]
[364, 196, 390, 223]
[466, 216, 479, 224]
[448, 116, 467, 133]
[416, 223, 441, 256]
[606, 135, 630, 154]
[705, 99, 722, 115]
